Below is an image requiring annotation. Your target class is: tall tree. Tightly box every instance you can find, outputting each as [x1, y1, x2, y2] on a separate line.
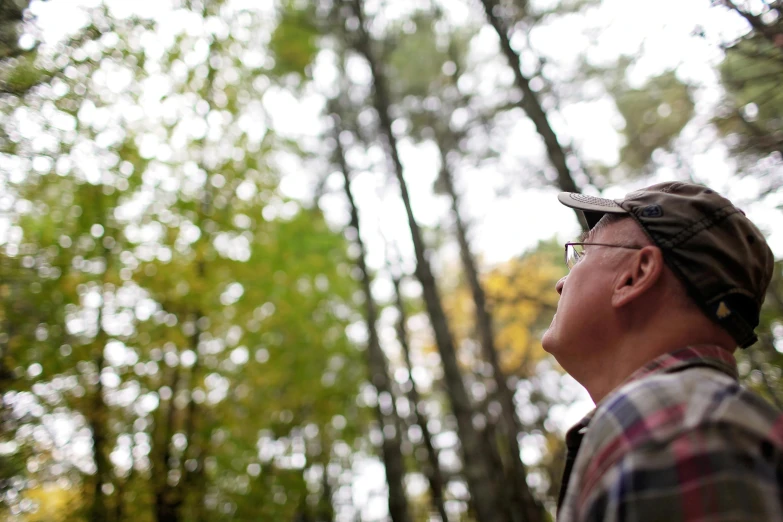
[86, 191, 114, 522]
[385, 245, 449, 521]
[437, 148, 544, 522]
[479, 0, 588, 230]
[343, 1, 508, 520]
[381, 10, 547, 517]
[333, 113, 412, 522]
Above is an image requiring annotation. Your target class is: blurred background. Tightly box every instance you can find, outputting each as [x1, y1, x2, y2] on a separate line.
[0, 0, 782, 520]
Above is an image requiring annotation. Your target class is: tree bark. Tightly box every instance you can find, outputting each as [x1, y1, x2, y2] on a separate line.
[89, 193, 113, 522]
[336, 128, 412, 522]
[390, 272, 449, 522]
[346, 1, 506, 520]
[437, 145, 544, 522]
[114, 435, 135, 522]
[479, 0, 588, 231]
[153, 363, 182, 522]
[88, 338, 110, 522]
[319, 447, 335, 522]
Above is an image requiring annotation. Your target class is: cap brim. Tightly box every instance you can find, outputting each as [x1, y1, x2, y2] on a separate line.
[557, 192, 627, 229]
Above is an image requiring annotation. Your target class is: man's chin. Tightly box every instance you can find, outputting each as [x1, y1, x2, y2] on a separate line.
[541, 329, 556, 354]
[541, 315, 557, 354]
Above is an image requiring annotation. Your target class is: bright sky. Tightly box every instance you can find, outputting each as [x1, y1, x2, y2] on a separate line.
[20, 0, 783, 519]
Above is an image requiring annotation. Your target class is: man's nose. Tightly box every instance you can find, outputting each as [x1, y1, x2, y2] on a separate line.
[555, 275, 566, 295]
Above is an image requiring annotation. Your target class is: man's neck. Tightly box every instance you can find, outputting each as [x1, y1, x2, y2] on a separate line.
[577, 347, 657, 404]
[575, 326, 735, 405]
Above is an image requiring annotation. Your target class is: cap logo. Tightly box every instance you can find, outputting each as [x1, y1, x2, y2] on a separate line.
[716, 301, 731, 319]
[641, 204, 663, 218]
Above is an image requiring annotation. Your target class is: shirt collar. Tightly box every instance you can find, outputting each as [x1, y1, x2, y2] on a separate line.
[565, 344, 738, 438]
[621, 344, 738, 385]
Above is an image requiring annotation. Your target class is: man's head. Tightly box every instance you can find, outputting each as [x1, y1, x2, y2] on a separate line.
[541, 182, 775, 397]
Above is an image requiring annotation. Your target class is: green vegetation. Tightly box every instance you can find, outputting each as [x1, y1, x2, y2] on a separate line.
[0, 0, 781, 521]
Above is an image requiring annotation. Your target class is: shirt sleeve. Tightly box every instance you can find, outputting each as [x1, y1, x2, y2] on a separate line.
[577, 423, 783, 522]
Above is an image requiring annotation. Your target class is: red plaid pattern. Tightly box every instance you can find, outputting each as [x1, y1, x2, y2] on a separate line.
[557, 345, 783, 521]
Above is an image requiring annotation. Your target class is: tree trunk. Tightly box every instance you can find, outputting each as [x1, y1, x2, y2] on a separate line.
[114, 436, 135, 522]
[479, 0, 588, 231]
[346, 1, 506, 520]
[192, 447, 209, 522]
[337, 128, 412, 522]
[0, 302, 18, 390]
[178, 304, 205, 515]
[390, 273, 449, 522]
[437, 144, 544, 522]
[157, 22, 216, 519]
[153, 361, 182, 522]
[114, 474, 125, 522]
[319, 448, 335, 522]
[89, 194, 113, 522]
[88, 343, 110, 522]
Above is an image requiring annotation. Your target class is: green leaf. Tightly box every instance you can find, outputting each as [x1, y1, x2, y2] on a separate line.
[268, 4, 319, 79]
[613, 71, 695, 172]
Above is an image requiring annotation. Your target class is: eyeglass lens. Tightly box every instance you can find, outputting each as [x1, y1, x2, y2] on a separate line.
[566, 244, 583, 270]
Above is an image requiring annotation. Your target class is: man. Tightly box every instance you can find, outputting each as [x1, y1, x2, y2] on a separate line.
[542, 181, 783, 521]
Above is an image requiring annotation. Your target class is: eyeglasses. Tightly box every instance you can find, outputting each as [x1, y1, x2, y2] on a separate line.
[564, 242, 644, 271]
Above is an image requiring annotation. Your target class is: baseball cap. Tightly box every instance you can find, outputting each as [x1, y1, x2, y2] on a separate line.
[558, 182, 775, 348]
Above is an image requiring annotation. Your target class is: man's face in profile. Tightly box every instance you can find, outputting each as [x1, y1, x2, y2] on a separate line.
[541, 219, 639, 364]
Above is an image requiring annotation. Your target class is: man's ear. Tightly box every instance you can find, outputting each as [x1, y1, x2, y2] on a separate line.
[611, 246, 664, 308]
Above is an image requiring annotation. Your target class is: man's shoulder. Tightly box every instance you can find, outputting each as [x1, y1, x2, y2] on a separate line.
[571, 366, 783, 516]
[586, 365, 783, 459]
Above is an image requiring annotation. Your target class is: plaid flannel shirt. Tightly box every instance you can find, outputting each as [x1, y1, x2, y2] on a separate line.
[557, 345, 783, 521]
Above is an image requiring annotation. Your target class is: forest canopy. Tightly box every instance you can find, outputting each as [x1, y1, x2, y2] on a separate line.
[0, 0, 782, 521]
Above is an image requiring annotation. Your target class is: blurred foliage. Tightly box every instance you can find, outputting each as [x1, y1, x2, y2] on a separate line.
[442, 240, 564, 376]
[0, 0, 781, 521]
[21, 484, 81, 522]
[492, 0, 600, 27]
[0, 0, 28, 59]
[1, 52, 41, 94]
[739, 260, 783, 409]
[386, 12, 462, 100]
[0, 0, 43, 96]
[711, 0, 783, 192]
[0, 2, 367, 521]
[437, 239, 568, 508]
[485, 240, 565, 374]
[268, 1, 319, 79]
[714, 35, 783, 165]
[611, 70, 695, 173]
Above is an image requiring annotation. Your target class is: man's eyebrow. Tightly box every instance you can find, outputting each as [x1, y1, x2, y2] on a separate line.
[577, 229, 591, 242]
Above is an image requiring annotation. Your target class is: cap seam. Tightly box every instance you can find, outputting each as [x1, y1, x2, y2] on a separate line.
[625, 209, 757, 348]
[655, 205, 739, 248]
